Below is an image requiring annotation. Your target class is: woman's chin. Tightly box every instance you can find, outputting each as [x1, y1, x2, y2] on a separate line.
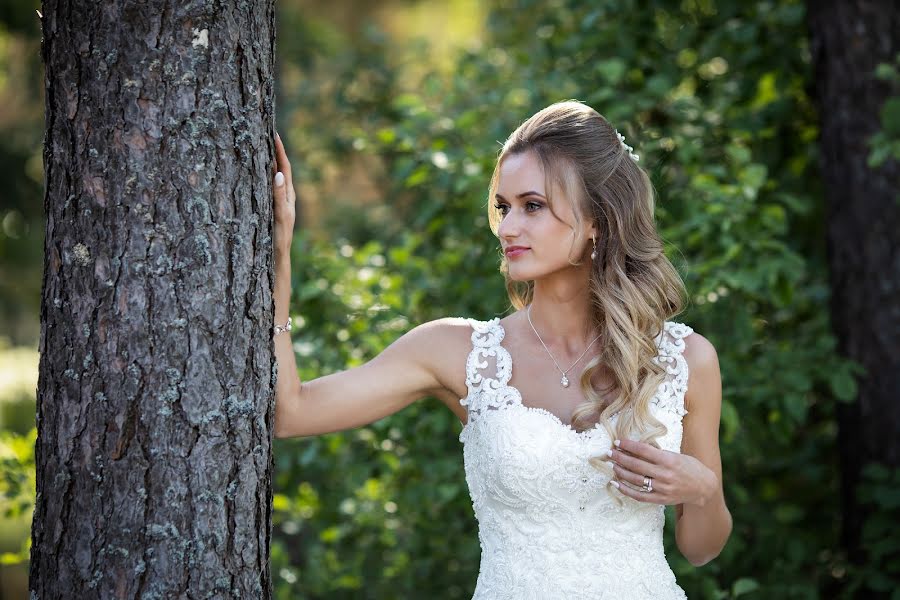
[505, 267, 534, 282]
[506, 262, 575, 283]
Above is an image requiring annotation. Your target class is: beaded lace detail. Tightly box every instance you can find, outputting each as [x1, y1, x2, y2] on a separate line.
[458, 317, 693, 599]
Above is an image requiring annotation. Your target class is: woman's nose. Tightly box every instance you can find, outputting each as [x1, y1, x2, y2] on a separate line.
[497, 210, 520, 239]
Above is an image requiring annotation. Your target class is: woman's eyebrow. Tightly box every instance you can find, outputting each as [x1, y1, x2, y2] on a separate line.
[494, 191, 548, 201]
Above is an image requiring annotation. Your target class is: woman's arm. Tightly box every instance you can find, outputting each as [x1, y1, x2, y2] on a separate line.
[272, 132, 301, 434]
[270, 133, 462, 439]
[599, 331, 732, 565]
[275, 319, 463, 438]
[674, 332, 733, 566]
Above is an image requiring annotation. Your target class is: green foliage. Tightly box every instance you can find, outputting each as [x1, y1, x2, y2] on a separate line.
[0, 0, 893, 597]
[867, 53, 900, 169]
[273, 231, 482, 599]
[841, 464, 900, 598]
[0, 10, 45, 346]
[0, 341, 36, 567]
[265, 1, 887, 598]
[0, 427, 35, 565]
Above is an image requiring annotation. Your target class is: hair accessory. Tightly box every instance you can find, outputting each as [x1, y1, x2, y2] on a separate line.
[274, 316, 292, 336]
[615, 130, 640, 162]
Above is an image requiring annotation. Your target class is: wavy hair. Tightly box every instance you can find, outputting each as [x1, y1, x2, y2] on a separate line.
[486, 101, 687, 492]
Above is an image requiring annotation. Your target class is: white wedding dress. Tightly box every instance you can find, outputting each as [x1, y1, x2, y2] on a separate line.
[458, 317, 694, 599]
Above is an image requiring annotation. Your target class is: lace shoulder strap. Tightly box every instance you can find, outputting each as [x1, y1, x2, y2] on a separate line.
[459, 317, 521, 423]
[652, 320, 694, 416]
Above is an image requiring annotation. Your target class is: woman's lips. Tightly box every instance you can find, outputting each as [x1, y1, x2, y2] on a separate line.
[505, 248, 529, 258]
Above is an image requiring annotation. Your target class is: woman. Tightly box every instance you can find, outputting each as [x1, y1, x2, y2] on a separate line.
[271, 100, 732, 598]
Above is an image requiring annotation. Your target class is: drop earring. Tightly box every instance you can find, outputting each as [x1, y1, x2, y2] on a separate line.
[590, 236, 597, 260]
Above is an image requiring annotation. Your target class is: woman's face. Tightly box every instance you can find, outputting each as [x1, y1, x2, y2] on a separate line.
[495, 150, 593, 282]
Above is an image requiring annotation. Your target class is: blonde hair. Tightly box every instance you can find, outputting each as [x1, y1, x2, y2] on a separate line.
[487, 100, 687, 473]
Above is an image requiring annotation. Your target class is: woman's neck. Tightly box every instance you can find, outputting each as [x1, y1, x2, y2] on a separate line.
[525, 285, 600, 353]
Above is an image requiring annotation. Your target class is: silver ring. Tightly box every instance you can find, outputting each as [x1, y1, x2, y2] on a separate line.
[641, 476, 653, 493]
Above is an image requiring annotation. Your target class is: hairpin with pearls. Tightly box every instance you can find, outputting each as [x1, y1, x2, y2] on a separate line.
[615, 129, 640, 162]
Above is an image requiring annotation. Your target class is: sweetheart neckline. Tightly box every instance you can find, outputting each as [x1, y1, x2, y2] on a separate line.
[459, 316, 688, 440]
[503, 378, 624, 434]
[459, 390, 617, 439]
[487, 319, 618, 437]
[512, 402, 611, 437]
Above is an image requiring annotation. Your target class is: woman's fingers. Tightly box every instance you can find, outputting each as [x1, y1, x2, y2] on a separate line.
[274, 131, 293, 184]
[611, 477, 666, 505]
[272, 132, 296, 257]
[607, 447, 663, 479]
[273, 169, 295, 255]
[274, 132, 296, 207]
[274, 171, 287, 203]
[273, 171, 294, 218]
[612, 463, 656, 490]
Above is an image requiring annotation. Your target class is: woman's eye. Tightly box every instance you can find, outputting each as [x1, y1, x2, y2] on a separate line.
[493, 202, 542, 215]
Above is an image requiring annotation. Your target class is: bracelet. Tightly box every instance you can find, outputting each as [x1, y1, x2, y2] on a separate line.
[274, 316, 292, 336]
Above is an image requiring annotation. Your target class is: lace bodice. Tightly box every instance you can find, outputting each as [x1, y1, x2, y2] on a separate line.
[458, 317, 694, 599]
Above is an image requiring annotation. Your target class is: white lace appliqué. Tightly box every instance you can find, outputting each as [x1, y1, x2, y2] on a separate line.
[457, 317, 693, 600]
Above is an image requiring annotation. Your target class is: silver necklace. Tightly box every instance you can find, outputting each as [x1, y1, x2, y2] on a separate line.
[526, 304, 602, 388]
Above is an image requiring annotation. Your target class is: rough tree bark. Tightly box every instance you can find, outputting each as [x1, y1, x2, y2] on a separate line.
[33, 2, 277, 597]
[806, 0, 900, 568]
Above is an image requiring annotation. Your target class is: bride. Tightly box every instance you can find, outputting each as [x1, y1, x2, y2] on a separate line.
[271, 100, 732, 598]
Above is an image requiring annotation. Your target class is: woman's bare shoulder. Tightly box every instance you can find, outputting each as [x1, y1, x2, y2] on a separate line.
[680, 329, 720, 414]
[416, 316, 478, 367]
[416, 316, 473, 334]
[414, 316, 481, 421]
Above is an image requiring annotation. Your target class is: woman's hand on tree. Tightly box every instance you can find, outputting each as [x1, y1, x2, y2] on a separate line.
[273, 131, 296, 259]
[598, 438, 718, 506]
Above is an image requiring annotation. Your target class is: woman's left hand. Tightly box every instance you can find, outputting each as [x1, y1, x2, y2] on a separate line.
[598, 438, 717, 506]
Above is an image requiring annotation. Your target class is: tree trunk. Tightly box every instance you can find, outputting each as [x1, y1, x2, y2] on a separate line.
[806, 0, 900, 566]
[32, 2, 277, 597]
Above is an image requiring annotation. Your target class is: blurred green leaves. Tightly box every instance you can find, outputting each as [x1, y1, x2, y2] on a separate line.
[0, 0, 894, 597]
[0, 427, 34, 565]
[267, 0, 885, 597]
[867, 53, 900, 169]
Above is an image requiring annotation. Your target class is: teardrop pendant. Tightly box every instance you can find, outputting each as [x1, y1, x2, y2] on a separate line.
[561, 375, 569, 388]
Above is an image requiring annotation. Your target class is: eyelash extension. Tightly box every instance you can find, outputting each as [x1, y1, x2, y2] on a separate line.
[494, 202, 542, 214]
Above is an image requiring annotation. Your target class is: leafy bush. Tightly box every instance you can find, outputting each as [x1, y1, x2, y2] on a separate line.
[0, 427, 35, 565]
